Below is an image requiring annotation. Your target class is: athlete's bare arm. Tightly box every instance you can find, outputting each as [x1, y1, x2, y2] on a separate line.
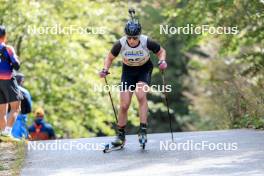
[156, 47, 166, 61]
[103, 52, 116, 71]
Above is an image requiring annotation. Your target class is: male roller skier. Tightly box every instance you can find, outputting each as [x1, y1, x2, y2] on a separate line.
[99, 10, 167, 147]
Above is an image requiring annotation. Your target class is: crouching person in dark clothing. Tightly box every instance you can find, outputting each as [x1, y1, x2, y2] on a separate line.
[28, 107, 55, 140]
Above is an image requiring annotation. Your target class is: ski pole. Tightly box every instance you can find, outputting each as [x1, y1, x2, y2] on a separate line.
[104, 77, 118, 124]
[161, 70, 174, 142]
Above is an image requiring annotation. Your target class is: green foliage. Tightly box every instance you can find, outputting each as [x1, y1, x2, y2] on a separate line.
[0, 0, 138, 138]
[174, 0, 264, 130]
[1, 0, 262, 138]
[234, 114, 264, 129]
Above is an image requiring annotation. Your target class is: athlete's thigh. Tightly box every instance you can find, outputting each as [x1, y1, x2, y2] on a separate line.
[135, 81, 149, 101]
[9, 100, 20, 110]
[0, 103, 8, 115]
[119, 90, 133, 106]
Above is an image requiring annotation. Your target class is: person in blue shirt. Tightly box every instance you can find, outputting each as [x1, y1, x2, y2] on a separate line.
[28, 107, 56, 140]
[11, 72, 32, 139]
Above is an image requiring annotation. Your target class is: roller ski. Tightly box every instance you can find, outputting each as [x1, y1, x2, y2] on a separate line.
[103, 128, 126, 153]
[138, 123, 147, 150]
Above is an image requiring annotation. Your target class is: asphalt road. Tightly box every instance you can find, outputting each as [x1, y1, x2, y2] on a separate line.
[21, 129, 264, 176]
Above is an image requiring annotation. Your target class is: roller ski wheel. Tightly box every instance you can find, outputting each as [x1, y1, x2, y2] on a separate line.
[103, 142, 125, 153]
[140, 140, 146, 150]
[138, 123, 147, 150]
[139, 133, 147, 150]
[103, 128, 126, 153]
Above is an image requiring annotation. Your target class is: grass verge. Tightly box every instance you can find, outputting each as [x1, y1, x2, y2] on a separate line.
[0, 136, 26, 176]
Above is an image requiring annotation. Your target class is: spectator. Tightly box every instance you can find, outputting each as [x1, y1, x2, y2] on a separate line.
[0, 25, 22, 138]
[11, 72, 32, 139]
[28, 107, 55, 140]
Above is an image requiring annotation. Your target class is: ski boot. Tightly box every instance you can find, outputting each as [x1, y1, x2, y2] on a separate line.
[138, 123, 147, 150]
[103, 127, 126, 153]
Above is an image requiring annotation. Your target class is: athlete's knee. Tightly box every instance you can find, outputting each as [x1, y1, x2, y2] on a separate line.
[137, 94, 147, 104]
[120, 103, 130, 112]
[10, 108, 20, 114]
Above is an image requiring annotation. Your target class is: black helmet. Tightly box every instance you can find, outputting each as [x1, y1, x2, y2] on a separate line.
[124, 8, 141, 36]
[125, 20, 141, 36]
[0, 25, 6, 37]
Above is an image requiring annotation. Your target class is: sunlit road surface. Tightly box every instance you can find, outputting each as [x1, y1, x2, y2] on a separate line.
[22, 129, 264, 176]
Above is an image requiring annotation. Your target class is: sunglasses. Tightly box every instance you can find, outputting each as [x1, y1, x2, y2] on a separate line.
[127, 36, 139, 40]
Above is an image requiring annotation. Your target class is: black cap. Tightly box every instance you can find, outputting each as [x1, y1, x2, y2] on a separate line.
[0, 25, 6, 37]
